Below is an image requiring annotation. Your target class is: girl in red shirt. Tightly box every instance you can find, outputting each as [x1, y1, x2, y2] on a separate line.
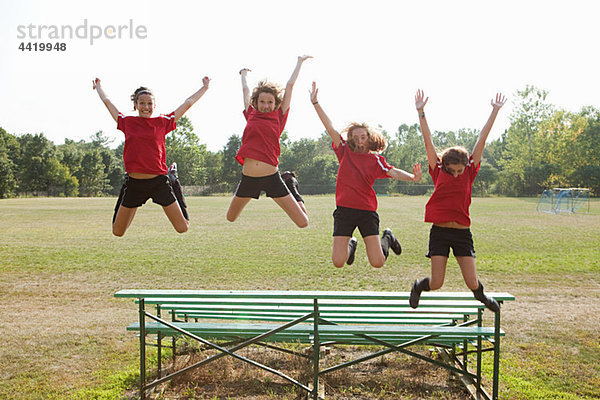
[93, 77, 210, 236]
[410, 89, 506, 312]
[227, 56, 312, 227]
[311, 82, 422, 268]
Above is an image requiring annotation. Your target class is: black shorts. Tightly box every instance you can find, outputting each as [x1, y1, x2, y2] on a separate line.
[333, 206, 380, 238]
[119, 175, 177, 208]
[234, 172, 291, 199]
[426, 225, 476, 258]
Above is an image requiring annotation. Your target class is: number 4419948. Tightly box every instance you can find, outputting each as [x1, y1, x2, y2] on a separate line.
[19, 42, 67, 51]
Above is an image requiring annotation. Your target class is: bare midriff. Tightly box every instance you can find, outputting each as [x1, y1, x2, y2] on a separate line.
[242, 158, 278, 177]
[433, 221, 469, 229]
[128, 172, 159, 179]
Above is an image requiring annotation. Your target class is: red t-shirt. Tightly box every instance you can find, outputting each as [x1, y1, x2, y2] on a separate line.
[332, 139, 393, 212]
[425, 156, 480, 226]
[117, 112, 176, 175]
[235, 105, 289, 166]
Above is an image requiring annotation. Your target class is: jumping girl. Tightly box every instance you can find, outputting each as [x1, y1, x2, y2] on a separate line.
[226, 56, 312, 228]
[410, 89, 506, 311]
[310, 82, 422, 268]
[93, 76, 210, 236]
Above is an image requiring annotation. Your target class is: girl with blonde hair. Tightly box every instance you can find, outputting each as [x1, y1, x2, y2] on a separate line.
[310, 82, 422, 268]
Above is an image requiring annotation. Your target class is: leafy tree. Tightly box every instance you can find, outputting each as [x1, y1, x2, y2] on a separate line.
[473, 163, 498, 196]
[57, 139, 85, 176]
[0, 127, 19, 197]
[500, 85, 554, 195]
[296, 153, 338, 194]
[221, 134, 242, 187]
[579, 107, 600, 166]
[204, 150, 223, 186]
[89, 130, 114, 149]
[46, 158, 78, 196]
[166, 116, 208, 185]
[0, 127, 20, 157]
[77, 149, 107, 197]
[15, 133, 57, 194]
[279, 138, 318, 174]
[0, 154, 16, 198]
[315, 131, 335, 155]
[383, 123, 429, 194]
[571, 165, 600, 196]
[483, 134, 506, 171]
[569, 107, 600, 195]
[100, 148, 124, 195]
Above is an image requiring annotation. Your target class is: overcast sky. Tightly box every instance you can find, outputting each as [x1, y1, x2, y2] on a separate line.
[1, 0, 599, 151]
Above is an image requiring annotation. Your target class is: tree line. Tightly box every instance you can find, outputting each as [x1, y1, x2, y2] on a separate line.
[1, 86, 598, 199]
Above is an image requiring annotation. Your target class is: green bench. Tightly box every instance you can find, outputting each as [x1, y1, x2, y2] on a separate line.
[114, 289, 515, 400]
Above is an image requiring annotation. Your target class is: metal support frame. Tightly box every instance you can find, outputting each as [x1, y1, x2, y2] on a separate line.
[136, 302, 317, 399]
[134, 297, 504, 400]
[438, 304, 505, 400]
[316, 318, 481, 381]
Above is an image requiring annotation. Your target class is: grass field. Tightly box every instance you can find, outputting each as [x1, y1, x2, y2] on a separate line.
[1, 195, 599, 399]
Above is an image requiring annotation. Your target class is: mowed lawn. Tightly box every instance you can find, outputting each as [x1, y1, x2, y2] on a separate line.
[0, 195, 599, 399]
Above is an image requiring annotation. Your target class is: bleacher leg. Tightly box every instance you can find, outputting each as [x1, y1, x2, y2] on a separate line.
[139, 298, 146, 400]
[477, 308, 483, 400]
[493, 307, 501, 400]
[157, 305, 162, 378]
[312, 299, 320, 399]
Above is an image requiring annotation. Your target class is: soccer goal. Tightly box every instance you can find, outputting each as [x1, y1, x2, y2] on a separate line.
[536, 188, 591, 214]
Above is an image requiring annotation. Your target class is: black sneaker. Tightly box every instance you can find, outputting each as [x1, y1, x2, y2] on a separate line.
[167, 162, 178, 184]
[472, 281, 500, 313]
[409, 280, 422, 309]
[281, 170, 298, 189]
[347, 237, 358, 265]
[483, 297, 500, 313]
[281, 171, 303, 202]
[382, 228, 402, 255]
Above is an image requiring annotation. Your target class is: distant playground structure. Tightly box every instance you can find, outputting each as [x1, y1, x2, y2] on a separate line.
[536, 188, 590, 214]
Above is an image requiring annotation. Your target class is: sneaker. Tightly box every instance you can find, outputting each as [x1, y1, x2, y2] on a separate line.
[483, 297, 500, 313]
[382, 228, 402, 255]
[281, 171, 298, 191]
[281, 171, 303, 202]
[346, 237, 358, 265]
[167, 162, 178, 184]
[472, 281, 500, 313]
[409, 280, 422, 309]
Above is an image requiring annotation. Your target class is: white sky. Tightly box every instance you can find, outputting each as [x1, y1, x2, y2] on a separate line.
[1, 0, 599, 152]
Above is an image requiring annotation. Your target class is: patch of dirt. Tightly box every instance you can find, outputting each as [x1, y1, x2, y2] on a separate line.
[145, 344, 472, 400]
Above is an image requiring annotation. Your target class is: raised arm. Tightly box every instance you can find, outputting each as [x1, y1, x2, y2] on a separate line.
[93, 78, 119, 123]
[310, 82, 342, 147]
[280, 55, 313, 114]
[173, 76, 211, 122]
[388, 163, 422, 182]
[471, 93, 506, 165]
[415, 89, 438, 169]
[239, 68, 251, 111]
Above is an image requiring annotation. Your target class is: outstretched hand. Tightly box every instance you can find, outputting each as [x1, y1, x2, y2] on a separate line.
[415, 89, 428, 111]
[310, 81, 319, 104]
[92, 78, 101, 90]
[298, 55, 313, 63]
[491, 93, 507, 110]
[412, 163, 423, 183]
